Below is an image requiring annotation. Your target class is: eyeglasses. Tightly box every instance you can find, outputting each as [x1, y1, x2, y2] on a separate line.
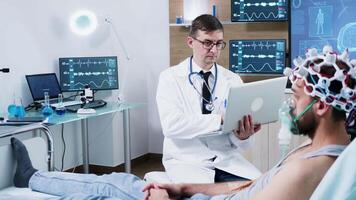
[192, 37, 226, 50]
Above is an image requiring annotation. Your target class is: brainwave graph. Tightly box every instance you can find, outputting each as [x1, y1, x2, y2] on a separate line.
[59, 56, 119, 91]
[231, 0, 288, 22]
[229, 39, 286, 75]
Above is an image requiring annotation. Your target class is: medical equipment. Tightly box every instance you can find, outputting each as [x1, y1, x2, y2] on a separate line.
[80, 85, 94, 103]
[7, 96, 26, 118]
[229, 39, 286, 75]
[59, 56, 119, 92]
[278, 100, 292, 158]
[42, 92, 54, 117]
[55, 94, 66, 115]
[188, 56, 218, 112]
[284, 45, 356, 112]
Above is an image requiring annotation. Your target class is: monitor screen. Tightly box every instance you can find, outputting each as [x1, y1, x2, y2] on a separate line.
[231, 0, 289, 22]
[59, 56, 119, 92]
[26, 73, 62, 101]
[229, 39, 286, 75]
[290, 0, 356, 67]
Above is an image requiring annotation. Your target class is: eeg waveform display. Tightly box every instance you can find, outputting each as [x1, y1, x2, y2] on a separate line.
[290, 0, 356, 67]
[59, 56, 119, 92]
[229, 39, 286, 75]
[231, 0, 288, 22]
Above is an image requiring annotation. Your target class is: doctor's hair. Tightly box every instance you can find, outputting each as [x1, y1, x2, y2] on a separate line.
[303, 57, 355, 121]
[189, 14, 223, 38]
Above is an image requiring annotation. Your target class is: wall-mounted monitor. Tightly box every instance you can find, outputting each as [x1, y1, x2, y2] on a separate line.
[290, 0, 356, 67]
[59, 56, 119, 92]
[229, 39, 286, 75]
[231, 0, 289, 22]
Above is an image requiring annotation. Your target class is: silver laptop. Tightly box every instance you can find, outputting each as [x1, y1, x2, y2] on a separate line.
[202, 77, 287, 137]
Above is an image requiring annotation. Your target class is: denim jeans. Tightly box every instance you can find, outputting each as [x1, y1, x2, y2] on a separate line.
[29, 171, 212, 200]
[30, 171, 145, 200]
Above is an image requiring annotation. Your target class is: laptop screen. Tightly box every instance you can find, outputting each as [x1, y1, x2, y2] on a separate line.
[25, 73, 62, 101]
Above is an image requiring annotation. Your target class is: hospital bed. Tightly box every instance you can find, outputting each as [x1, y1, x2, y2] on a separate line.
[145, 139, 356, 199]
[0, 124, 354, 199]
[0, 123, 56, 199]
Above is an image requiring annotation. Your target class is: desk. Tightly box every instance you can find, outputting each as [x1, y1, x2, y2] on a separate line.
[0, 123, 54, 171]
[28, 102, 142, 174]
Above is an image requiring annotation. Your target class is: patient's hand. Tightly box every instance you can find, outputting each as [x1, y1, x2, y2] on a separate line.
[143, 183, 183, 200]
[233, 115, 261, 140]
[147, 188, 170, 200]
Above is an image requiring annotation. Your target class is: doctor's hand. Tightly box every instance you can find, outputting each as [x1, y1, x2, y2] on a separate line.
[233, 115, 261, 140]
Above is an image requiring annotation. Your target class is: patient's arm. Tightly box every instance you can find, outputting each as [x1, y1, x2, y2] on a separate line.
[180, 181, 248, 196]
[250, 156, 335, 200]
[144, 180, 251, 197]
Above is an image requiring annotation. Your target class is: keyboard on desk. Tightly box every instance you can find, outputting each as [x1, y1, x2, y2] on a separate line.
[51, 100, 82, 108]
[65, 100, 107, 112]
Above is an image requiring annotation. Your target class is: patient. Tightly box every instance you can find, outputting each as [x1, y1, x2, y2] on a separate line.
[10, 46, 355, 200]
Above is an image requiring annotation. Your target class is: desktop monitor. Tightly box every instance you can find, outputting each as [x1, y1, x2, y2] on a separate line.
[231, 0, 289, 22]
[290, 1, 356, 67]
[59, 56, 119, 92]
[229, 39, 286, 75]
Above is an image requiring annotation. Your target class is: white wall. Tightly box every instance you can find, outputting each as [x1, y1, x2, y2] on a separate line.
[0, 0, 168, 169]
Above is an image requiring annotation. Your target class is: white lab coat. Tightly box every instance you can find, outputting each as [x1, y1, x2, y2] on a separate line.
[156, 57, 262, 183]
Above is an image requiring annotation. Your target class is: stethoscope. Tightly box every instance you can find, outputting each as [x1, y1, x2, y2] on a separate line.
[188, 56, 218, 112]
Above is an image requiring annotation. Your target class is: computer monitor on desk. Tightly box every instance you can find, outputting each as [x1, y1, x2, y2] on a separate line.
[59, 56, 118, 106]
[59, 56, 119, 92]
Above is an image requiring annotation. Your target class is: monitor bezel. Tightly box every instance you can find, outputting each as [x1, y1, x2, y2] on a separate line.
[25, 73, 62, 101]
[229, 38, 287, 75]
[59, 56, 119, 92]
[230, 0, 289, 22]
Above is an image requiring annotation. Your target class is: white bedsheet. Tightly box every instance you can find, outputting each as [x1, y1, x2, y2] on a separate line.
[0, 186, 56, 200]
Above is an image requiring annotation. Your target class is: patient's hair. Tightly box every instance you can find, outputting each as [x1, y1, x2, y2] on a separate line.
[189, 14, 223, 38]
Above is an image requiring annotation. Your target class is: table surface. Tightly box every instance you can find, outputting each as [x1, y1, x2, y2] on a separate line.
[0, 102, 143, 133]
[27, 102, 143, 125]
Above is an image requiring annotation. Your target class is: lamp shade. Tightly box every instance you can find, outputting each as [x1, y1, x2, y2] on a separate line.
[69, 10, 98, 36]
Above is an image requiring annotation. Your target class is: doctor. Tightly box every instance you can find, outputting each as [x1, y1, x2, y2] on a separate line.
[156, 14, 262, 183]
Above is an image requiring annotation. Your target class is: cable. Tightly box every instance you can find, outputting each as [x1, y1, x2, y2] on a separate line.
[64, 91, 81, 101]
[25, 102, 42, 111]
[61, 123, 66, 171]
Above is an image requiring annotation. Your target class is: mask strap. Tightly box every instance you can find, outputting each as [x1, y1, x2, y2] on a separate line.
[293, 99, 318, 122]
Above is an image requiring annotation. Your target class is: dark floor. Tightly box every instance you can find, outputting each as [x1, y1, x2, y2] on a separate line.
[131, 154, 165, 178]
[74, 153, 165, 179]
